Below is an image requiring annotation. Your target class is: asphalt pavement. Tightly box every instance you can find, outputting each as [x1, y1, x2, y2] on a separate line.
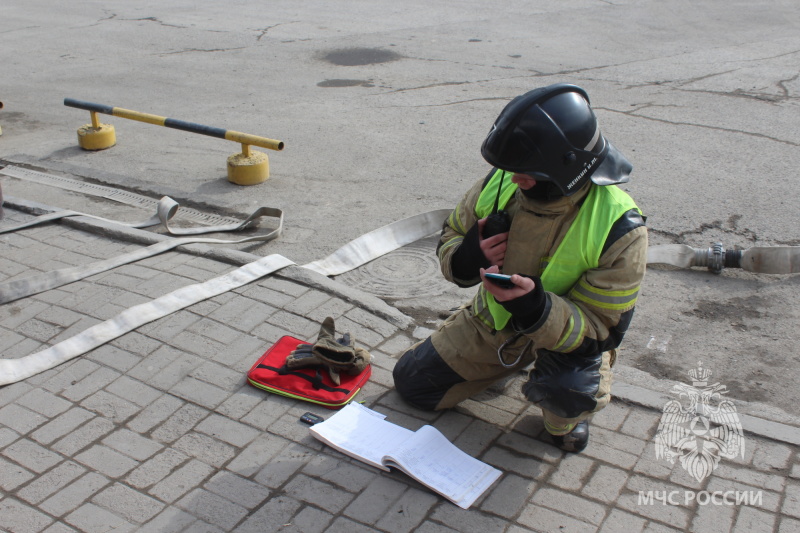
[2, 1, 800, 531]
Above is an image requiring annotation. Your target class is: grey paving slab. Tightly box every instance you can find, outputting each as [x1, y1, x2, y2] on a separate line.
[1, 194, 798, 533]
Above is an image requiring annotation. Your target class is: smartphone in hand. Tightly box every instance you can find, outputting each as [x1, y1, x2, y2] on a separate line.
[484, 272, 516, 289]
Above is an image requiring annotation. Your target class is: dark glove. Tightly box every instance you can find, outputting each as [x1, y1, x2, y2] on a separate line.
[284, 317, 372, 385]
[499, 274, 547, 330]
[451, 222, 491, 282]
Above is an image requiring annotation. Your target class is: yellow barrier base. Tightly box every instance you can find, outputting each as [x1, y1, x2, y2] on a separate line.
[227, 151, 269, 185]
[77, 123, 116, 150]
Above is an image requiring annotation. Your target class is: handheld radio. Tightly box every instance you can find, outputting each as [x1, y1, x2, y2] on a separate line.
[482, 172, 511, 238]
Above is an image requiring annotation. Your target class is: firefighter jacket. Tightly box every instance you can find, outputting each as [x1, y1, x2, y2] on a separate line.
[437, 169, 648, 359]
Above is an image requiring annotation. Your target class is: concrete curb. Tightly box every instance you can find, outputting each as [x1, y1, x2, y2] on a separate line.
[612, 381, 800, 447]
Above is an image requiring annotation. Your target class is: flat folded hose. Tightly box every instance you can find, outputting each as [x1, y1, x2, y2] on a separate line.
[0, 197, 283, 304]
[0, 205, 450, 385]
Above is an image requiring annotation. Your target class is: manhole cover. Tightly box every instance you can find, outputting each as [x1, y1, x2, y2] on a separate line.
[335, 238, 450, 299]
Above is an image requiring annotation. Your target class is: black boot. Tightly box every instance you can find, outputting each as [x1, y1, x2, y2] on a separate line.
[550, 420, 589, 453]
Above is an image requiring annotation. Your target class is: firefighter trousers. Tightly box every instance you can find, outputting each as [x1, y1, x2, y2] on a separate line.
[392, 307, 614, 434]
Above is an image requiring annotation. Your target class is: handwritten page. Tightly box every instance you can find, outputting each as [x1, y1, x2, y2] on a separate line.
[383, 425, 502, 509]
[310, 403, 413, 471]
[309, 403, 502, 509]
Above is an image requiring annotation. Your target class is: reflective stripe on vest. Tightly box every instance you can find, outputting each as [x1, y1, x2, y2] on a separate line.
[474, 169, 640, 331]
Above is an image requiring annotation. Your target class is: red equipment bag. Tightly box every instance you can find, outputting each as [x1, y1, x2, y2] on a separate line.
[247, 335, 371, 409]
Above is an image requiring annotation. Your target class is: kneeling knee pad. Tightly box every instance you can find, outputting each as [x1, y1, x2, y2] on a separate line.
[393, 338, 465, 411]
[522, 350, 603, 419]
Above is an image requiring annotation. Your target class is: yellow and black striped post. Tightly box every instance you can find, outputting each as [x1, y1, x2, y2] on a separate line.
[64, 98, 284, 185]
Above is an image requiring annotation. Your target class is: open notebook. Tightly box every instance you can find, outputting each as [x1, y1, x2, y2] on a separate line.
[309, 403, 502, 509]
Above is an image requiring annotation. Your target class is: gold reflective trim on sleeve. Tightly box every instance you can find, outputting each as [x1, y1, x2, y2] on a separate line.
[553, 302, 586, 352]
[437, 236, 463, 262]
[448, 205, 467, 235]
[472, 290, 496, 329]
[570, 279, 639, 311]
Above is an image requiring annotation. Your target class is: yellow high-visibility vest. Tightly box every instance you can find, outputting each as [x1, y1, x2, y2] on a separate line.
[475, 169, 640, 330]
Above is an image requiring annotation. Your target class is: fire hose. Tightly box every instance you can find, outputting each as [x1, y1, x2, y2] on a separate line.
[647, 243, 800, 274]
[1, 197, 797, 385]
[0, 202, 449, 385]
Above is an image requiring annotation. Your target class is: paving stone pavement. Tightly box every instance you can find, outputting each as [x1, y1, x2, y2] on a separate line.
[1, 193, 799, 533]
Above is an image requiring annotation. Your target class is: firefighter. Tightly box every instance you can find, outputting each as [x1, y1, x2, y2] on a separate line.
[393, 83, 648, 452]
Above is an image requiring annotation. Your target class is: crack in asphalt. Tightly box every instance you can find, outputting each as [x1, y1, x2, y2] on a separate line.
[0, 25, 41, 34]
[385, 81, 471, 94]
[599, 106, 799, 147]
[254, 22, 297, 41]
[377, 96, 513, 109]
[777, 71, 800, 98]
[626, 68, 800, 104]
[158, 47, 247, 56]
[125, 16, 188, 29]
[654, 218, 759, 244]
[648, 216, 800, 247]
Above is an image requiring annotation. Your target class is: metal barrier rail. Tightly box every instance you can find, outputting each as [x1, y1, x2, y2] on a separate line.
[63, 98, 284, 185]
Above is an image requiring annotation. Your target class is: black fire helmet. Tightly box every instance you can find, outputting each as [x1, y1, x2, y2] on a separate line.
[481, 83, 632, 196]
